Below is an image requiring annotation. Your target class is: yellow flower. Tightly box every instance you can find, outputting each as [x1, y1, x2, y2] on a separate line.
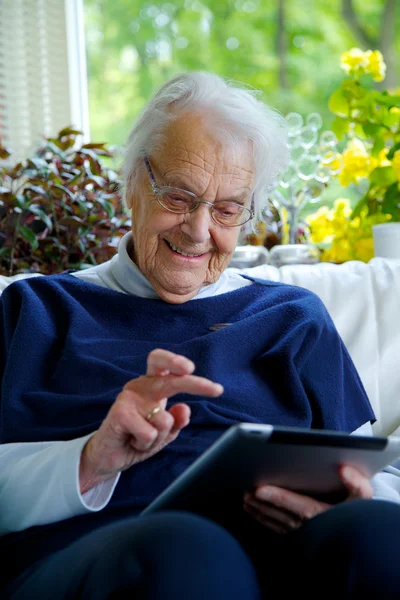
[306, 199, 392, 264]
[340, 48, 386, 81]
[392, 150, 400, 181]
[330, 200, 352, 236]
[353, 237, 374, 262]
[306, 199, 356, 247]
[340, 48, 368, 77]
[322, 238, 353, 263]
[365, 50, 386, 82]
[327, 153, 343, 175]
[378, 148, 391, 168]
[390, 107, 400, 116]
[333, 198, 352, 217]
[305, 206, 334, 243]
[339, 139, 378, 186]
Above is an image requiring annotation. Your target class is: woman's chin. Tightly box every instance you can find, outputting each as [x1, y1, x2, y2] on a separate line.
[151, 274, 204, 304]
[156, 288, 200, 304]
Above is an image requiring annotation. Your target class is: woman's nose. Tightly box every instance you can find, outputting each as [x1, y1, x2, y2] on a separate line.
[180, 204, 212, 243]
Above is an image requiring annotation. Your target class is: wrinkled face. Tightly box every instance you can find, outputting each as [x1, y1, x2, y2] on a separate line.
[126, 112, 254, 304]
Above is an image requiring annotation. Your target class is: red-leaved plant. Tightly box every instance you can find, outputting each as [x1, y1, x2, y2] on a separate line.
[0, 127, 131, 275]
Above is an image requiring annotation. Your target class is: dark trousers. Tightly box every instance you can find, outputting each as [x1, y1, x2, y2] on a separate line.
[4, 500, 400, 599]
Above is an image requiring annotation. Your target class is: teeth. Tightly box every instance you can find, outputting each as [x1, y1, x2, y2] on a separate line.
[169, 242, 202, 257]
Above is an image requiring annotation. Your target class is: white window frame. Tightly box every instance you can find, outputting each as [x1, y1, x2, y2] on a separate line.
[65, 0, 90, 143]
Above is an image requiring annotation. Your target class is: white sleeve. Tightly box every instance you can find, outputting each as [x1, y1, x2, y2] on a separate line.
[0, 435, 120, 535]
[351, 421, 400, 504]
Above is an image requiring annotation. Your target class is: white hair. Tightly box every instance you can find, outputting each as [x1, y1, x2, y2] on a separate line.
[122, 71, 289, 224]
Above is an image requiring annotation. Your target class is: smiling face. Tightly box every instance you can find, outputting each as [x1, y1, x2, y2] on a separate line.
[126, 112, 254, 304]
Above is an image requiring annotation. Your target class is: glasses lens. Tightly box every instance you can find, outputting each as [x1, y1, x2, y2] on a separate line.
[212, 202, 251, 226]
[158, 188, 195, 213]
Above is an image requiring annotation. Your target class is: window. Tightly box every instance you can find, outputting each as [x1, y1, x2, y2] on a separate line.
[0, 0, 89, 162]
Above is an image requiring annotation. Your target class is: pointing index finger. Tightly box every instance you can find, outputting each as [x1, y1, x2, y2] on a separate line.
[151, 374, 223, 398]
[131, 373, 224, 403]
[147, 349, 195, 377]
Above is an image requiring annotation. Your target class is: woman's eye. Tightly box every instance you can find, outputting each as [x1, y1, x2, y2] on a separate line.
[215, 204, 242, 217]
[167, 194, 188, 203]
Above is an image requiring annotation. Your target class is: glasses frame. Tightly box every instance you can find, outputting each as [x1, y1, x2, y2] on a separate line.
[143, 156, 254, 228]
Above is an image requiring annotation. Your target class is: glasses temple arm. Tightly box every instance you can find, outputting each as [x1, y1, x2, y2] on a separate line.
[144, 156, 158, 190]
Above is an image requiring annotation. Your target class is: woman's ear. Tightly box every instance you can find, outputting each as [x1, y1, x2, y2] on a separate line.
[125, 190, 133, 210]
[125, 161, 145, 210]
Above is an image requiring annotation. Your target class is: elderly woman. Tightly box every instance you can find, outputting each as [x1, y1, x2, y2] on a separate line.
[1, 72, 400, 599]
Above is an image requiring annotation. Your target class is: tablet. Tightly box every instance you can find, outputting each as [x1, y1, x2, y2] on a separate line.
[142, 423, 400, 520]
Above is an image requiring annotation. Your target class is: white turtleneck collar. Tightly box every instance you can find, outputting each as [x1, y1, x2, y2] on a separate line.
[71, 232, 251, 300]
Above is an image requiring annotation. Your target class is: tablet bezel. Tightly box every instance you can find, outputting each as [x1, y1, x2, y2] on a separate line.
[142, 423, 400, 519]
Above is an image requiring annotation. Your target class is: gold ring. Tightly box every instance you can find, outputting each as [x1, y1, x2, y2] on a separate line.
[146, 406, 162, 421]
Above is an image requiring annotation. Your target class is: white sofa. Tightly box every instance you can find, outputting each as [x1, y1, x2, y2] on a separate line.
[1, 258, 399, 437]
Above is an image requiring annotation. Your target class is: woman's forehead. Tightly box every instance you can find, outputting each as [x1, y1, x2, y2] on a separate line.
[157, 156, 254, 199]
[153, 114, 254, 189]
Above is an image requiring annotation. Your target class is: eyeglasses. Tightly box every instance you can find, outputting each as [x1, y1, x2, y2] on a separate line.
[144, 156, 254, 227]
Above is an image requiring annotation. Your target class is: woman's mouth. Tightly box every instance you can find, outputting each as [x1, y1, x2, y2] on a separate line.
[164, 240, 205, 259]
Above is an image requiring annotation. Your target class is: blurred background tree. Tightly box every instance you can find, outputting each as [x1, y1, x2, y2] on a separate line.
[83, 0, 399, 147]
[82, 0, 399, 219]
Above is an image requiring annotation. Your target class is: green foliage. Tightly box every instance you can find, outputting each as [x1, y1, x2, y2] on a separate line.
[328, 50, 400, 221]
[0, 129, 131, 276]
[83, 0, 400, 148]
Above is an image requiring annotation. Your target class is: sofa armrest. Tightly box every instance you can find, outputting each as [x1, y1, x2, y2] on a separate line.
[0, 273, 43, 295]
[230, 258, 400, 437]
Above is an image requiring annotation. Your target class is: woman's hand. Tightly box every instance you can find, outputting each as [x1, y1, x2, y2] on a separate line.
[243, 465, 373, 534]
[79, 349, 223, 494]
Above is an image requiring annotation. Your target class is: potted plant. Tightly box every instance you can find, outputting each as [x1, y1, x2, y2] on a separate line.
[305, 48, 400, 263]
[0, 128, 131, 275]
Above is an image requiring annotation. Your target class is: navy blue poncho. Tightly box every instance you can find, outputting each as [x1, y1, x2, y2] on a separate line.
[0, 273, 374, 569]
